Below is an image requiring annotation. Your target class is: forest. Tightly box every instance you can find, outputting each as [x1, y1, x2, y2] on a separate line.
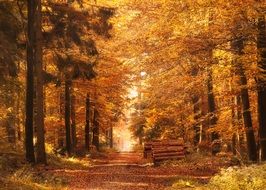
[0, 0, 266, 189]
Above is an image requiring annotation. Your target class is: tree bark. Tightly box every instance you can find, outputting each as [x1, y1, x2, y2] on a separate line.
[65, 79, 72, 155]
[58, 91, 64, 148]
[6, 111, 16, 143]
[231, 38, 258, 161]
[230, 79, 238, 155]
[238, 63, 257, 161]
[109, 127, 113, 148]
[192, 95, 201, 146]
[257, 16, 266, 161]
[17, 88, 21, 141]
[139, 136, 143, 145]
[207, 66, 218, 141]
[231, 95, 238, 155]
[71, 94, 76, 153]
[85, 93, 90, 152]
[236, 95, 245, 156]
[35, 0, 46, 164]
[191, 65, 203, 147]
[25, 0, 36, 163]
[92, 108, 100, 151]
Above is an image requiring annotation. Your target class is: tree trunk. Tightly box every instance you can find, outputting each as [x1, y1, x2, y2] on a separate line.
[231, 38, 258, 161]
[236, 95, 245, 156]
[92, 108, 100, 151]
[71, 94, 76, 153]
[6, 111, 16, 143]
[191, 66, 203, 146]
[85, 93, 90, 152]
[192, 95, 201, 146]
[238, 63, 258, 161]
[139, 136, 143, 145]
[58, 91, 64, 148]
[109, 127, 113, 148]
[207, 66, 218, 141]
[17, 88, 21, 141]
[35, 0, 46, 164]
[65, 79, 72, 155]
[257, 16, 266, 161]
[230, 80, 238, 155]
[25, 0, 35, 163]
[231, 95, 237, 155]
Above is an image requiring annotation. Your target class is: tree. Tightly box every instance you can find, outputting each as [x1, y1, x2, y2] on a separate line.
[85, 93, 91, 152]
[257, 15, 266, 160]
[71, 94, 77, 153]
[231, 37, 258, 161]
[65, 79, 72, 155]
[35, 0, 46, 164]
[92, 108, 100, 151]
[25, 0, 36, 163]
[109, 126, 113, 148]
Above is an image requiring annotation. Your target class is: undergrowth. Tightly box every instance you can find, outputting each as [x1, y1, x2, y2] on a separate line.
[206, 164, 266, 190]
[169, 154, 266, 190]
[0, 141, 92, 189]
[46, 143, 92, 170]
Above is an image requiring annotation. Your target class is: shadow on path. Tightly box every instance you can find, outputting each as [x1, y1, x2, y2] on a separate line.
[51, 152, 214, 190]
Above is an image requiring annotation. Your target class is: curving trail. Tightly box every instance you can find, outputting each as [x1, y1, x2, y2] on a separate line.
[52, 152, 218, 190]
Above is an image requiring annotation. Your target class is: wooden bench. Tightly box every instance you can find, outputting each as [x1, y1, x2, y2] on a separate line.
[144, 138, 185, 164]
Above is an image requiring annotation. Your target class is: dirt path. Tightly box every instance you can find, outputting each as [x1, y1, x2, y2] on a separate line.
[52, 152, 218, 190]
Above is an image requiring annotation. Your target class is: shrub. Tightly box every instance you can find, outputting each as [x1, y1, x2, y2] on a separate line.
[207, 164, 266, 190]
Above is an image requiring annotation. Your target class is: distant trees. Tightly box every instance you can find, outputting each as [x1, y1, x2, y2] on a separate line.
[123, 0, 266, 161]
[0, 1, 24, 148]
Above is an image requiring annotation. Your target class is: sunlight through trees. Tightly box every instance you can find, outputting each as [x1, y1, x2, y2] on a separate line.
[0, 0, 266, 189]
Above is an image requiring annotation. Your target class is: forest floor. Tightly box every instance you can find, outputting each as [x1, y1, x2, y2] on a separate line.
[48, 152, 230, 190]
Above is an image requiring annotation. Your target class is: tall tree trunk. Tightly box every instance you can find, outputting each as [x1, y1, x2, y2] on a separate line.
[230, 79, 238, 155]
[191, 65, 204, 147]
[71, 94, 76, 153]
[6, 111, 16, 143]
[65, 79, 72, 155]
[192, 95, 201, 146]
[109, 127, 113, 148]
[257, 16, 266, 161]
[35, 0, 46, 164]
[232, 38, 258, 161]
[139, 136, 143, 145]
[25, 0, 35, 163]
[238, 63, 258, 161]
[231, 95, 238, 155]
[58, 91, 64, 148]
[17, 88, 21, 141]
[236, 95, 245, 156]
[85, 93, 90, 152]
[92, 108, 100, 151]
[207, 66, 218, 141]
